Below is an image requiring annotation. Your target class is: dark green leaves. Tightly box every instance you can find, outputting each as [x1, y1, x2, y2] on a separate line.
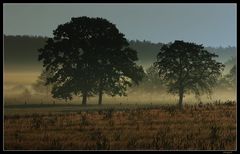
[38, 16, 144, 103]
[154, 40, 225, 97]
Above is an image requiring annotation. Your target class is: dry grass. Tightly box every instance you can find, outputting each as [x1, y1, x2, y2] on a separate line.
[4, 101, 236, 150]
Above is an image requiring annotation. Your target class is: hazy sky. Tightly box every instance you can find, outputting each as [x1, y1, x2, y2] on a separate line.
[3, 3, 236, 47]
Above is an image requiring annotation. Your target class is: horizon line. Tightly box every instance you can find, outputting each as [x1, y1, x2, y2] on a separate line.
[3, 34, 236, 48]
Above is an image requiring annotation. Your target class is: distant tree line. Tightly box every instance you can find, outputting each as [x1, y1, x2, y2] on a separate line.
[4, 35, 236, 70]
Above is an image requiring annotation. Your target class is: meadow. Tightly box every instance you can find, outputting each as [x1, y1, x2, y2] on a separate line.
[4, 100, 236, 150]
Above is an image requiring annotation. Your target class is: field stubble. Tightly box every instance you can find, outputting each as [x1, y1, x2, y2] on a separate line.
[4, 101, 236, 150]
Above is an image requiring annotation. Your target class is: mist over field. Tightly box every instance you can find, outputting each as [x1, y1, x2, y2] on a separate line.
[3, 35, 236, 106]
[4, 82, 236, 105]
[4, 36, 236, 104]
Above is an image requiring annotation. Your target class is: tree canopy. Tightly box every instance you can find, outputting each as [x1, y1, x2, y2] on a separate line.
[38, 16, 144, 105]
[154, 40, 224, 110]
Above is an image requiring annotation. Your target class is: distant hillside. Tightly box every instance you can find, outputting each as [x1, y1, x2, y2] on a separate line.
[4, 35, 47, 72]
[128, 40, 164, 68]
[4, 35, 236, 73]
[129, 40, 236, 71]
[205, 46, 237, 64]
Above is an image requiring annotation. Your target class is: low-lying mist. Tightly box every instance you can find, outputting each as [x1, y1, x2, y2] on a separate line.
[4, 70, 236, 106]
[4, 83, 236, 106]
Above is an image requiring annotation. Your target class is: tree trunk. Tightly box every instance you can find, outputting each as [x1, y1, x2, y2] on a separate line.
[82, 92, 87, 105]
[98, 78, 103, 105]
[179, 88, 184, 110]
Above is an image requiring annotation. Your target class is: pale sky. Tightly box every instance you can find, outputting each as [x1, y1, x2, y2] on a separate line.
[3, 3, 236, 47]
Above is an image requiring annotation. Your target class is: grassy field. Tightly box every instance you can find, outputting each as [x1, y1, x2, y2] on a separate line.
[4, 101, 236, 150]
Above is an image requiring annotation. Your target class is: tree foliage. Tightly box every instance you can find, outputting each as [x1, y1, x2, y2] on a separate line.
[154, 40, 224, 109]
[38, 16, 144, 105]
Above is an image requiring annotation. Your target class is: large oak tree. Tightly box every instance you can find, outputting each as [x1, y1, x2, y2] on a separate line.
[38, 16, 144, 105]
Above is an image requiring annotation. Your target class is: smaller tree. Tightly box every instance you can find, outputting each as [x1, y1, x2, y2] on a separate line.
[154, 40, 224, 110]
[32, 69, 53, 103]
[21, 88, 31, 104]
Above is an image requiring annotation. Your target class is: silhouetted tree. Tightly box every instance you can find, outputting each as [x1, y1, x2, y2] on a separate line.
[38, 16, 144, 105]
[32, 69, 53, 102]
[154, 40, 224, 110]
